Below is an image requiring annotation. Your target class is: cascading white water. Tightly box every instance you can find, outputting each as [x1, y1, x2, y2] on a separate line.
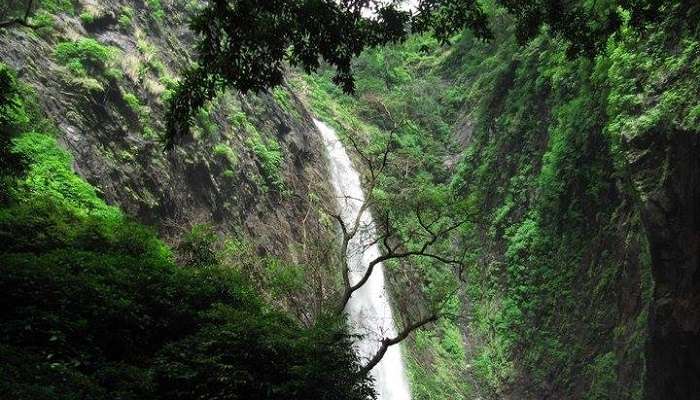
[314, 119, 411, 400]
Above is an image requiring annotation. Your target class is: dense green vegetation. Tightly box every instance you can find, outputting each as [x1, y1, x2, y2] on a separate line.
[0, 63, 373, 400]
[297, 1, 698, 398]
[164, 0, 492, 146]
[292, 33, 477, 399]
[53, 38, 121, 92]
[2, 0, 699, 399]
[445, 5, 697, 396]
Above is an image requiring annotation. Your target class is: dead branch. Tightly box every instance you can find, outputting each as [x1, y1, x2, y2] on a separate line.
[358, 313, 438, 376]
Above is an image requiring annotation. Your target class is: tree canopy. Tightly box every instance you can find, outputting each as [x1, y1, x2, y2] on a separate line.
[165, 0, 490, 147]
[164, 0, 686, 147]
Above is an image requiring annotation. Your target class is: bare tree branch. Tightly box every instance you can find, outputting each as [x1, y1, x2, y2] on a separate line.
[336, 207, 468, 313]
[358, 313, 438, 376]
[315, 98, 480, 375]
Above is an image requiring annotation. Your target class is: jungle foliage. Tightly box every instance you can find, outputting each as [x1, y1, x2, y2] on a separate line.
[0, 63, 374, 400]
[299, 0, 698, 398]
[164, 0, 687, 147]
[164, 0, 491, 146]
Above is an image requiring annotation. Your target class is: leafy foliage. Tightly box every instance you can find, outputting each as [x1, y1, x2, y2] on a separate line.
[54, 38, 118, 89]
[301, 0, 697, 397]
[146, 0, 165, 24]
[213, 143, 238, 166]
[118, 5, 134, 30]
[445, 2, 697, 396]
[0, 64, 375, 400]
[164, 0, 490, 146]
[497, 0, 675, 55]
[247, 129, 284, 192]
[0, 65, 27, 178]
[163, 0, 688, 146]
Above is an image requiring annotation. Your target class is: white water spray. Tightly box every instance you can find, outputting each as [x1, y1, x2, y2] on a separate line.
[314, 119, 412, 400]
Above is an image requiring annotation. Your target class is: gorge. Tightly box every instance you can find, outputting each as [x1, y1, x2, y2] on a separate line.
[1, 1, 699, 399]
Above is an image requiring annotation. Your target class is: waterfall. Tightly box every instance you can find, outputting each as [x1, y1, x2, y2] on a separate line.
[314, 119, 412, 400]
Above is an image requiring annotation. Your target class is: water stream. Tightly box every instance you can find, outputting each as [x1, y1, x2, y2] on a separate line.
[314, 119, 412, 400]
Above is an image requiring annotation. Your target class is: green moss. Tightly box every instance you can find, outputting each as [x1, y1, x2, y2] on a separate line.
[213, 143, 238, 166]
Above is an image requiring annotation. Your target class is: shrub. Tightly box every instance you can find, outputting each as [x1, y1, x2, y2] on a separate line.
[0, 65, 28, 179]
[159, 75, 178, 103]
[105, 67, 124, 81]
[178, 223, 218, 268]
[39, 0, 74, 14]
[122, 91, 142, 113]
[79, 11, 95, 24]
[121, 91, 155, 138]
[146, 0, 165, 23]
[54, 38, 116, 77]
[31, 10, 55, 36]
[194, 106, 217, 138]
[117, 6, 134, 30]
[247, 131, 284, 191]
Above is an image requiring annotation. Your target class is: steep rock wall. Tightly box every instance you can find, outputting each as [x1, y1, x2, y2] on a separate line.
[445, 10, 699, 398]
[0, 0, 333, 261]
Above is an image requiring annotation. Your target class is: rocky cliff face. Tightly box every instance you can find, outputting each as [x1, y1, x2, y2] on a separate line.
[444, 15, 700, 399]
[628, 94, 700, 400]
[0, 0, 333, 261]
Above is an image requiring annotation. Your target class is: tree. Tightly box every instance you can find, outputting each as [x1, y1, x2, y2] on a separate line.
[164, 0, 490, 147]
[498, 0, 694, 56]
[163, 0, 683, 147]
[317, 104, 474, 375]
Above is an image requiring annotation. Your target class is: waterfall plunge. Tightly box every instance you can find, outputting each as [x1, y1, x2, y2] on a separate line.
[314, 119, 412, 400]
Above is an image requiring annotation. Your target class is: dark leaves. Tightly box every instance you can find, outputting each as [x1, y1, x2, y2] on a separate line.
[165, 0, 491, 146]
